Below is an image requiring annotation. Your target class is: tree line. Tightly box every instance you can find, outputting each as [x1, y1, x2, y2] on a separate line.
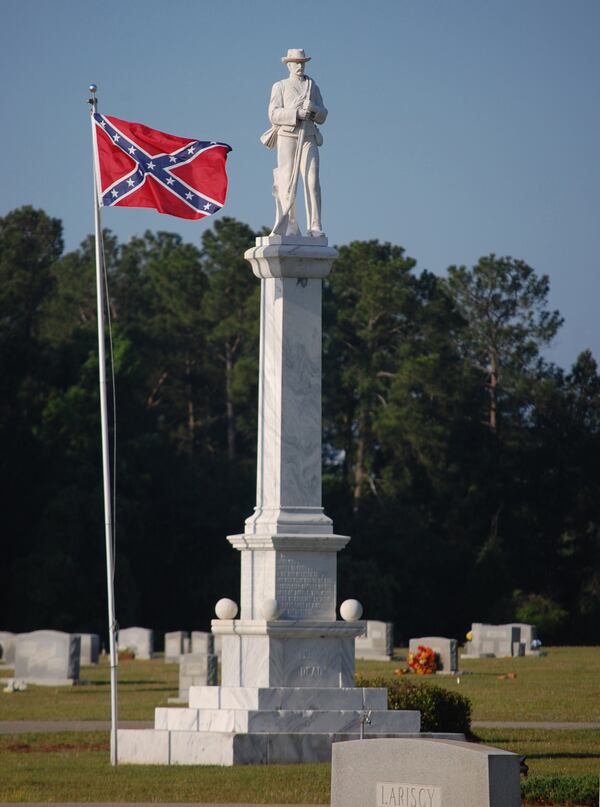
[1, 206, 598, 645]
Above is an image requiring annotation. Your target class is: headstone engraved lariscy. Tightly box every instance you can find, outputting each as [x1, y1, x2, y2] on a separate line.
[14, 630, 80, 685]
[116, 49, 430, 765]
[331, 738, 521, 807]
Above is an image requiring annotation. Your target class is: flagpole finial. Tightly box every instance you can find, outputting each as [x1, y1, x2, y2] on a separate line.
[88, 83, 98, 112]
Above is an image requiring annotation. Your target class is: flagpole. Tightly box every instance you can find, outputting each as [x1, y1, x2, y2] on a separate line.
[88, 83, 119, 767]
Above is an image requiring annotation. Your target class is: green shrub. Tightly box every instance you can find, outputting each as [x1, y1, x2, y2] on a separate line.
[355, 675, 472, 735]
[521, 774, 599, 805]
[512, 589, 568, 643]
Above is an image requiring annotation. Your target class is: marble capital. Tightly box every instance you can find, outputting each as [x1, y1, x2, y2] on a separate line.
[227, 532, 350, 552]
[244, 236, 338, 279]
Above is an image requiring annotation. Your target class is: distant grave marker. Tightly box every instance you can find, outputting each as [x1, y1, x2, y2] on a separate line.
[14, 630, 80, 685]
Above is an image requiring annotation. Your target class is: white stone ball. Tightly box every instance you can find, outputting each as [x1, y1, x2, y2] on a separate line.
[261, 598, 279, 620]
[340, 599, 363, 622]
[215, 598, 238, 620]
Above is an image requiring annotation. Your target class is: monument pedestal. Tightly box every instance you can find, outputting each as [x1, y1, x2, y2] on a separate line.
[118, 237, 435, 765]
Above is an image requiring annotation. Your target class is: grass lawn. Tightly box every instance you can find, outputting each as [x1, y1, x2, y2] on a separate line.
[1, 648, 599, 804]
[0, 730, 598, 804]
[2, 646, 599, 723]
[358, 645, 600, 722]
[0, 732, 330, 803]
[0, 658, 179, 720]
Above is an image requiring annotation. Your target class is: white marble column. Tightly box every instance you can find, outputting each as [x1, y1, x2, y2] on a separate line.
[217, 235, 363, 688]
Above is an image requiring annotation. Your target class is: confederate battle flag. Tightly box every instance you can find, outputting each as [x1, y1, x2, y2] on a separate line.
[92, 113, 232, 220]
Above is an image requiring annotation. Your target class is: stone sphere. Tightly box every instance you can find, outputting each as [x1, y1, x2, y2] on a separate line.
[340, 599, 363, 622]
[215, 598, 238, 620]
[261, 598, 279, 620]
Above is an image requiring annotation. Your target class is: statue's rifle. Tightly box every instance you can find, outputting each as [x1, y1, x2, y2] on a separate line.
[282, 77, 312, 220]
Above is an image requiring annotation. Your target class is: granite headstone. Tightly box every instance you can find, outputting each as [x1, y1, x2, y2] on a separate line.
[0, 631, 16, 664]
[119, 627, 153, 659]
[331, 738, 520, 807]
[465, 623, 537, 658]
[178, 653, 218, 700]
[164, 631, 189, 662]
[14, 630, 80, 685]
[355, 620, 394, 661]
[191, 631, 214, 656]
[409, 636, 458, 673]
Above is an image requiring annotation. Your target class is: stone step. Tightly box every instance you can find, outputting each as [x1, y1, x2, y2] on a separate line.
[155, 706, 420, 734]
[117, 728, 464, 766]
[188, 685, 388, 711]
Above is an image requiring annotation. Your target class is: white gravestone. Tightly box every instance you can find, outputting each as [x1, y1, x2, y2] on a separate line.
[465, 623, 537, 658]
[78, 633, 100, 665]
[118, 627, 153, 659]
[356, 621, 394, 661]
[0, 631, 16, 664]
[191, 631, 214, 655]
[178, 653, 218, 700]
[331, 738, 521, 807]
[164, 631, 189, 662]
[14, 630, 80, 685]
[409, 637, 458, 673]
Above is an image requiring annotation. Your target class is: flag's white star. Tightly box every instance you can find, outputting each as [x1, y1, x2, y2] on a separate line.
[210, 141, 216, 145]
[203, 202, 211, 210]
[101, 121, 107, 128]
[166, 177, 175, 186]
[127, 178, 135, 187]
[185, 192, 193, 200]
[128, 146, 136, 155]
[187, 146, 195, 155]
[169, 155, 177, 163]
[111, 189, 119, 198]
[113, 133, 120, 143]
[147, 161, 155, 170]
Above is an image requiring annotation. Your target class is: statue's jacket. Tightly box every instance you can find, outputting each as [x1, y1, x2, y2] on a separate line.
[268, 76, 327, 140]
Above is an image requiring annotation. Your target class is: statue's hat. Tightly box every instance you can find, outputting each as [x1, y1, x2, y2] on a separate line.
[282, 48, 311, 64]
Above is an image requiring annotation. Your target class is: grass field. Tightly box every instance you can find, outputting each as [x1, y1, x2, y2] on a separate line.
[0, 647, 599, 804]
[2, 646, 599, 722]
[0, 730, 598, 804]
[360, 646, 600, 723]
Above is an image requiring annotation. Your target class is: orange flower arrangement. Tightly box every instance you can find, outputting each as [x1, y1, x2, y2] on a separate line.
[408, 644, 437, 675]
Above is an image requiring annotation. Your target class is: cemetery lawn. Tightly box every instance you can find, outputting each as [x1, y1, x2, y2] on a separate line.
[0, 658, 179, 720]
[0, 730, 598, 803]
[0, 732, 330, 803]
[358, 645, 600, 722]
[0, 646, 598, 722]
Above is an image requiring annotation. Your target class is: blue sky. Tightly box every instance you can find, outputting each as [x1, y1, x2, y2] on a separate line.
[2, 0, 599, 368]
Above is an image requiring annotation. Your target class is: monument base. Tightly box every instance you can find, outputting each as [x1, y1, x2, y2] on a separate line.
[117, 685, 464, 765]
[117, 728, 464, 766]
